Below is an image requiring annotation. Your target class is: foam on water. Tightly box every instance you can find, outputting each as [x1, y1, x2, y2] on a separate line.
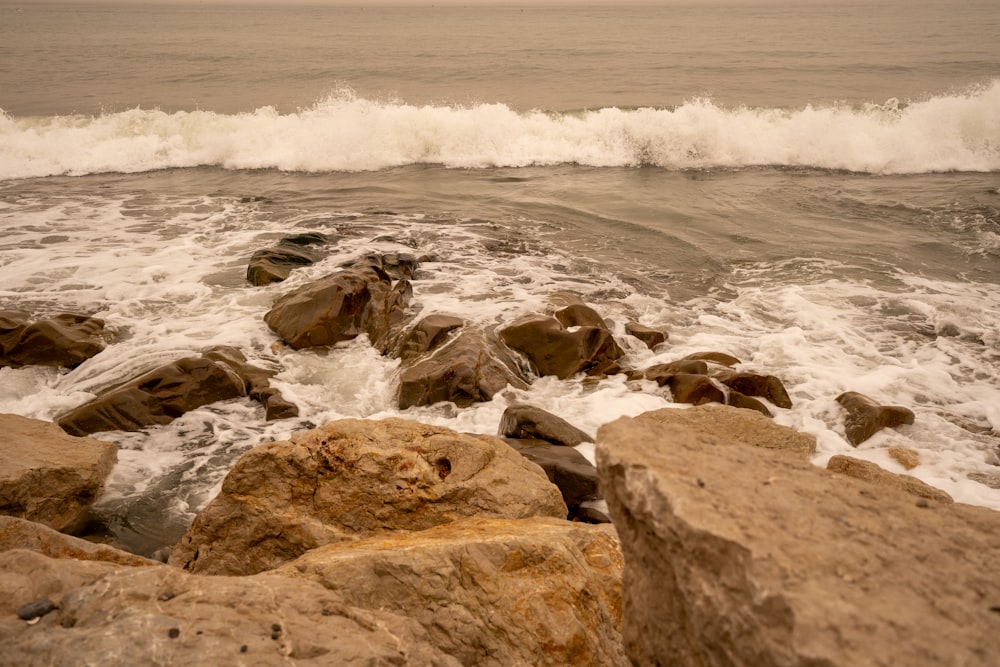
[1, 180, 998, 556]
[2, 81, 999, 179]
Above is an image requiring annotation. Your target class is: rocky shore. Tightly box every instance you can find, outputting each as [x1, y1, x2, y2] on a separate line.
[3, 248, 999, 664]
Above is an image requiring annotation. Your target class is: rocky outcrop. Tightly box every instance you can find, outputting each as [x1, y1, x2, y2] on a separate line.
[498, 404, 594, 447]
[279, 516, 626, 667]
[504, 438, 600, 513]
[397, 327, 528, 409]
[826, 455, 953, 503]
[624, 322, 668, 349]
[397, 313, 465, 361]
[596, 406, 999, 667]
[246, 232, 329, 286]
[0, 414, 117, 532]
[837, 391, 916, 446]
[0, 311, 107, 369]
[57, 346, 296, 436]
[169, 418, 567, 575]
[500, 313, 624, 379]
[264, 258, 412, 353]
[0, 549, 458, 666]
[0, 516, 157, 567]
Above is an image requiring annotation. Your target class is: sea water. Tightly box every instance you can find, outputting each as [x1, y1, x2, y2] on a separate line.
[1, 0, 998, 557]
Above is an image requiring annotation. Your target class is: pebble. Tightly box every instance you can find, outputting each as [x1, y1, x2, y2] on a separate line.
[168, 628, 180, 639]
[17, 599, 57, 621]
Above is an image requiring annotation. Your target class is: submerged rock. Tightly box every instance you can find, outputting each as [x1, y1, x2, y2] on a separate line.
[597, 407, 998, 666]
[624, 321, 668, 349]
[0, 310, 107, 369]
[836, 391, 916, 446]
[0, 414, 117, 533]
[169, 418, 566, 575]
[246, 232, 329, 286]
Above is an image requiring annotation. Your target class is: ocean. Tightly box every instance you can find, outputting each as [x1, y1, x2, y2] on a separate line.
[1, 0, 998, 557]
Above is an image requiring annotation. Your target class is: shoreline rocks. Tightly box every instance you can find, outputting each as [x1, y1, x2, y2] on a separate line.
[0, 310, 108, 369]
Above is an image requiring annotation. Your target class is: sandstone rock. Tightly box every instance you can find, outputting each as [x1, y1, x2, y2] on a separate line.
[56, 346, 296, 436]
[597, 412, 1000, 667]
[500, 313, 624, 380]
[0, 310, 107, 369]
[169, 418, 567, 575]
[263, 262, 411, 352]
[0, 549, 458, 666]
[0, 414, 117, 532]
[397, 328, 528, 409]
[888, 447, 920, 470]
[664, 373, 725, 405]
[398, 313, 465, 362]
[498, 404, 594, 446]
[836, 391, 916, 446]
[826, 455, 952, 503]
[0, 516, 157, 567]
[624, 322, 668, 349]
[715, 370, 793, 409]
[624, 405, 816, 458]
[504, 438, 600, 511]
[278, 516, 626, 667]
[246, 233, 327, 286]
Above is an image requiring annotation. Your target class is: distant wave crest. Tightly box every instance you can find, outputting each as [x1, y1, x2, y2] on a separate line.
[2, 81, 998, 179]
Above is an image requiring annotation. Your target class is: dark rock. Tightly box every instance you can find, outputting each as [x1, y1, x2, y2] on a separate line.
[554, 303, 607, 330]
[504, 438, 600, 510]
[246, 247, 321, 286]
[664, 373, 725, 405]
[498, 404, 593, 447]
[500, 314, 624, 380]
[573, 506, 613, 524]
[0, 310, 107, 369]
[725, 390, 773, 417]
[836, 391, 916, 446]
[640, 360, 709, 384]
[682, 351, 741, 366]
[715, 370, 793, 409]
[16, 598, 57, 621]
[398, 329, 528, 409]
[624, 322, 668, 349]
[397, 314, 465, 362]
[264, 264, 411, 353]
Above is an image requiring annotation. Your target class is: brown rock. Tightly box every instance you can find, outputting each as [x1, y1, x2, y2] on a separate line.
[0, 549, 458, 666]
[0, 516, 157, 566]
[664, 373, 725, 405]
[397, 328, 528, 409]
[504, 438, 599, 510]
[596, 412, 1000, 667]
[836, 391, 916, 446]
[640, 359, 709, 383]
[725, 389, 773, 416]
[715, 370, 793, 409]
[888, 447, 921, 470]
[246, 233, 327, 286]
[624, 322, 668, 349]
[278, 516, 626, 667]
[500, 314, 624, 380]
[169, 418, 567, 575]
[826, 455, 952, 503]
[0, 414, 117, 532]
[398, 313, 465, 362]
[682, 351, 741, 366]
[0, 311, 107, 369]
[554, 302, 608, 330]
[499, 404, 594, 446]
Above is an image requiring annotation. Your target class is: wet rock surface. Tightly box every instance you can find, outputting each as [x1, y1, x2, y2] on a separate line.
[0, 310, 108, 369]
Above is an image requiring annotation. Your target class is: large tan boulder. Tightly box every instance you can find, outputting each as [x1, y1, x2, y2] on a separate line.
[0, 414, 117, 532]
[279, 516, 626, 667]
[170, 418, 567, 575]
[0, 516, 157, 566]
[596, 408, 1000, 667]
[0, 549, 458, 666]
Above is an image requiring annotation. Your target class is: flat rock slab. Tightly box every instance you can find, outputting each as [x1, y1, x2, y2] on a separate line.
[0, 414, 117, 532]
[597, 410, 1000, 667]
[278, 516, 626, 667]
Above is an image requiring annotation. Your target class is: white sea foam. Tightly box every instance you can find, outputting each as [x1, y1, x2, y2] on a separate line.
[2, 81, 999, 180]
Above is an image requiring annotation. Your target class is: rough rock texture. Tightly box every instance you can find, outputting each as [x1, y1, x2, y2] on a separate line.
[0, 414, 117, 532]
[888, 447, 921, 470]
[0, 549, 458, 666]
[0, 516, 157, 567]
[597, 409, 1000, 667]
[504, 438, 600, 511]
[826, 455, 953, 503]
[0, 310, 107, 369]
[625, 322, 668, 349]
[169, 418, 567, 575]
[397, 328, 528, 409]
[246, 232, 328, 286]
[57, 346, 296, 436]
[279, 516, 626, 667]
[263, 262, 412, 353]
[500, 313, 624, 380]
[837, 391, 916, 446]
[626, 405, 816, 458]
[499, 404, 594, 446]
